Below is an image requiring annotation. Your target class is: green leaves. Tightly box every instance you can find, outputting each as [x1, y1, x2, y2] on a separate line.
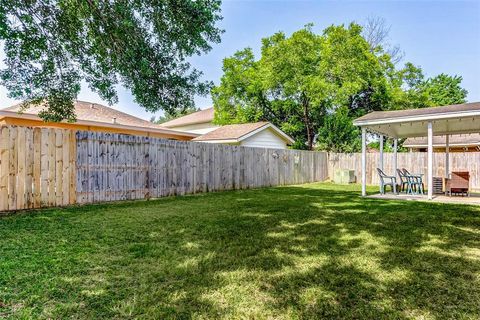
[0, 0, 223, 121]
[212, 22, 469, 151]
[390, 66, 467, 111]
[212, 23, 388, 150]
[317, 106, 361, 153]
[421, 74, 468, 106]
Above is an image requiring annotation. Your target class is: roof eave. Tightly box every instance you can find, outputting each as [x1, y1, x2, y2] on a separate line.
[194, 139, 239, 143]
[354, 110, 480, 127]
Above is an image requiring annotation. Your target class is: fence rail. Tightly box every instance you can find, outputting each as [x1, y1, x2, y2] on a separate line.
[0, 126, 329, 211]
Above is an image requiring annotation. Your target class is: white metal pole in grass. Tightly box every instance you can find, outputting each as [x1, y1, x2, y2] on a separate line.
[361, 127, 367, 197]
[428, 122, 434, 200]
[445, 134, 450, 178]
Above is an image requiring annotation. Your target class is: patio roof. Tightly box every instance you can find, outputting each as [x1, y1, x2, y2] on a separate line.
[353, 102, 480, 138]
[353, 101, 480, 200]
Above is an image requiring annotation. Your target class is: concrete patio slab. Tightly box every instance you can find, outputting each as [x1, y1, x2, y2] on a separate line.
[368, 192, 480, 205]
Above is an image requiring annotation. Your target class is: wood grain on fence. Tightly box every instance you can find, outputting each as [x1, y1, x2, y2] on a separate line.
[328, 152, 480, 191]
[5, 125, 480, 212]
[0, 126, 76, 211]
[75, 131, 329, 203]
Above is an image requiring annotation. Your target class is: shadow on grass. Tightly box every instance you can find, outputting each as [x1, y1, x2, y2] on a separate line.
[0, 183, 479, 318]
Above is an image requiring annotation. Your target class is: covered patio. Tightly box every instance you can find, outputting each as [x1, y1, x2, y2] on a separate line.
[353, 102, 480, 200]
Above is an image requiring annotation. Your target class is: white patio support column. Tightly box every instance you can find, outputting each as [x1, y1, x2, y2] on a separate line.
[393, 138, 398, 179]
[427, 122, 434, 200]
[379, 134, 384, 193]
[445, 134, 450, 178]
[379, 135, 384, 170]
[361, 127, 367, 197]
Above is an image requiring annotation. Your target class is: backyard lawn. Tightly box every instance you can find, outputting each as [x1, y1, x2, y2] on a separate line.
[1, 183, 479, 319]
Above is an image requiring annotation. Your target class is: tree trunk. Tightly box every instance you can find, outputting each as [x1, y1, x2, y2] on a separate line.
[306, 125, 314, 150]
[302, 94, 314, 150]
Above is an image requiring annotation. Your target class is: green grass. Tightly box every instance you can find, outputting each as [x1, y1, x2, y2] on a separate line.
[1, 183, 479, 319]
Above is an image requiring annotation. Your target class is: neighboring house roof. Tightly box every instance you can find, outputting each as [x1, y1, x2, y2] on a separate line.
[193, 121, 295, 145]
[403, 134, 480, 148]
[5, 100, 157, 129]
[160, 107, 215, 128]
[1, 100, 199, 139]
[354, 102, 480, 124]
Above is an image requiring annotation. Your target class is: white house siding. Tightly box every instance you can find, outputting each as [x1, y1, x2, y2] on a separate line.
[168, 122, 220, 134]
[240, 128, 288, 149]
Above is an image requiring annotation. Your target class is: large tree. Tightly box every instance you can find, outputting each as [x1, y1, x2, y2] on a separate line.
[213, 23, 469, 151]
[0, 0, 222, 122]
[213, 23, 391, 150]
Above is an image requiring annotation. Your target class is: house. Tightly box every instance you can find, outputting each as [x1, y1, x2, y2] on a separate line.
[0, 100, 197, 140]
[162, 107, 294, 149]
[193, 122, 294, 149]
[403, 134, 480, 152]
[160, 107, 219, 134]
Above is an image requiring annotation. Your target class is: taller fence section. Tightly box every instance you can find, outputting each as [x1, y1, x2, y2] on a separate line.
[0, 126, 76, 211]
[328, 152, 480, 191]
[75, 131, 329, 204]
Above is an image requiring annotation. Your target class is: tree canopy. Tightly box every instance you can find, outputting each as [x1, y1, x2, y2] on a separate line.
[212, 22, 468, 151]
[213, 23, 391, 149]
[421, 74, 467, 106]
[0, 0, 222, 122]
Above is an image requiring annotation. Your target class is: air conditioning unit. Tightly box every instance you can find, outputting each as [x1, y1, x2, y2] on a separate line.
[334, 169, 356, 184]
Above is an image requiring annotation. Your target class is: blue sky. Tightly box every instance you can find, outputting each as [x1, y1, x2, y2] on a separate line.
[1, 0, 479, 120]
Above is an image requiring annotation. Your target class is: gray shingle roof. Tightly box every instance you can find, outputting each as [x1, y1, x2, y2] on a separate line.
[193, 122, 269, 141]
[160, 107, 214, 128]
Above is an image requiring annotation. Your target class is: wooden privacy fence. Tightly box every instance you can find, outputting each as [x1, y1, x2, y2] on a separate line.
[328, 152, 480, 191]
[76, 131, 329, 203]
[0, 127, 76, 211]
[5, 124, 480, 212]
[0, 126, 329, 211]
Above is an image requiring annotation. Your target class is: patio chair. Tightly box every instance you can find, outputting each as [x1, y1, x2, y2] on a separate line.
[396, 169, 408, 193]
[445, 172, 470, 196]
[402, 168, 424, 195]
[377, 168, 397, 194]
